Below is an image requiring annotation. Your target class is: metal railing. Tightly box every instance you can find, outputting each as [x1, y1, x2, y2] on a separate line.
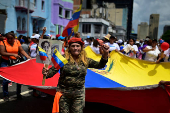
[15, 0, 34, 11]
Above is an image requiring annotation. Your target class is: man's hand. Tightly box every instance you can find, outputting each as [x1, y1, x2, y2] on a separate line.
[71, 28, 74, 33]
[43, 27, 46, 34]
[13, 54, 21, 59]
[159, 80, 166, 85]
[101, 44, 109, 59]
[42, 67, 49, 76]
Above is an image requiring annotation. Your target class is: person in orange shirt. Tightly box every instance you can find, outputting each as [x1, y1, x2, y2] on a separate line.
[0, 32, 31, 101]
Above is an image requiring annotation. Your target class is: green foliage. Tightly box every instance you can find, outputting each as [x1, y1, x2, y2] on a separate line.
[161, 30, 170, 44]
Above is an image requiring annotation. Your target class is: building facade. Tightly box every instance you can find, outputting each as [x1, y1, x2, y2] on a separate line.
[51, 0, 73, 35]
[79, 18, 109, 39]
[149, 14, 159, 39]
[137, 22, 149, 40]
[0, 0, 55, 37]
[73, 0, 133, 40]
[163, 25, 170, 33]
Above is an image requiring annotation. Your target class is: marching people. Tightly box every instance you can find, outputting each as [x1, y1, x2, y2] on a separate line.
[42, 37, 109, 113]
[122, 38, 138, 58]
[0, 32, 31, 101]
[142, 39, 162, 63]
[90, 39, 103, 54]
[105, 35, 120, 53]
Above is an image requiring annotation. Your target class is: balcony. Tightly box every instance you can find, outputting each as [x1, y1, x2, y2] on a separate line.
[15, 0, 34, 13]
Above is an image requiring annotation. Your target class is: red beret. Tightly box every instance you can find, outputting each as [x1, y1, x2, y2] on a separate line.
[56, 34, 60, 38]
[68, 37, 84, 45]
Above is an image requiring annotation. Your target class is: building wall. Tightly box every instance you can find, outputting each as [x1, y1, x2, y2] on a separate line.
[164, 25, 170, 33]
[0, 0, 17, 34]
[52, 0, 73, 34]
[122, 7, 128, 30]
[79, 18, 109, 39]
[149, 14, 159, 39]
[0, 0, 55, 37]
[137, 22, 149, 40]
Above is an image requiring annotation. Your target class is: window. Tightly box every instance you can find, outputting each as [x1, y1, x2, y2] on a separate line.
[65, 10, 70, 19]
[41, 0, 45, 10]
[17, 17, 21, 30]
[22, 18, 26, 31]
[103, 26, 107, 34]
[59, 7, 62, 16]
[94, 24, 102, 33]
[34, 0, 37, 7]
[58, 26, 60, 34]
[82, 24, 91, 33]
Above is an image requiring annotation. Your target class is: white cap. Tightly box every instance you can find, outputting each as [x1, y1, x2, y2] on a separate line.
[31, 34, 40, 39]
[118, 39, 123, 44]
[136, 41, 140, 44]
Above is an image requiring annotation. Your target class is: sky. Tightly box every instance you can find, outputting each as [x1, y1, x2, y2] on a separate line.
[132, 0, 170, 39]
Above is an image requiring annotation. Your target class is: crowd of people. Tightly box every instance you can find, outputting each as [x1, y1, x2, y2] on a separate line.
[0, 29, 170, 112]
[85, 35, 170, 63]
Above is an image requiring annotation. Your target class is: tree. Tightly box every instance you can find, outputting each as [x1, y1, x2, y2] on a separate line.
[161, 30, 170, 44]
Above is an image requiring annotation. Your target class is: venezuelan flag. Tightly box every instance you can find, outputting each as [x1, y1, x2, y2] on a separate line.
[51, 48, 68, 70]
[38, 46, 48, 61]
[62, 4, 82, 37]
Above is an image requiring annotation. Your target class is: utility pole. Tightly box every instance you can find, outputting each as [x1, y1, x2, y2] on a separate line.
[27, 0, 30, 37]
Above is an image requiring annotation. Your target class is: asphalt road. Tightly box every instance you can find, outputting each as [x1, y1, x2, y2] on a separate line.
[0, 77, 132, 113]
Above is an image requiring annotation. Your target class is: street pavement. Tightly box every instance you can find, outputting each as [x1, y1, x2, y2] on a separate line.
[0, 77, 132, 113]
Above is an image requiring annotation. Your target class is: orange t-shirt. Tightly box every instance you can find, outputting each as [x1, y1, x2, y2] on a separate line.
[0, 40, 21, 60]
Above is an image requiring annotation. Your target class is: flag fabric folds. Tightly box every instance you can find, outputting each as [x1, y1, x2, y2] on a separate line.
[51, 48, 68, 70]
[1, 46, 170, 112]
[38, 46, 48, 61]
[62, 4, 82, 37]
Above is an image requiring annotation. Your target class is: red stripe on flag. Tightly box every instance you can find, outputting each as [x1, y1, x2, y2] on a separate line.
[51, 57, 61, 70]
[62, 19, 79, 36]
[40, 56, 47, 61]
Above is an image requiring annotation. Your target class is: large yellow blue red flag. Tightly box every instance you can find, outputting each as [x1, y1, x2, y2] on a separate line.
[62, 4, 82, 37]
[51, 48, 68, 70]
[38, 46, 48, 61]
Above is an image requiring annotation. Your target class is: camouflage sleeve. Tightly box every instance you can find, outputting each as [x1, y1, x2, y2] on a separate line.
[88, 57, 108, 69]
[46, 66, 59, 79]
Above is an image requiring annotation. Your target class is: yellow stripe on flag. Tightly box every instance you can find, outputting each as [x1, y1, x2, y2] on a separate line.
[54, 49, 68, 65]
[38, 46, 46, 53]
[85, 46, 170, 87]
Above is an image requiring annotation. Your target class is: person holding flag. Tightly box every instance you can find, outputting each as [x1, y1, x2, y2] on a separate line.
[42, 37, 109, 113]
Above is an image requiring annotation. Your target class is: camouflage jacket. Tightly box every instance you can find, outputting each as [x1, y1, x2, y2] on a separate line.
[47, 57, 108, 89]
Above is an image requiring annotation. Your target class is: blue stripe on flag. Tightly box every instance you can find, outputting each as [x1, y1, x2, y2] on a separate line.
[39, 51, 48, 57]
[70, 11, 81, 21]
[67, 28, 74, 36]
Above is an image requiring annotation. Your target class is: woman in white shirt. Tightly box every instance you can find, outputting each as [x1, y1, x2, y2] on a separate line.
[123, 38, 138, 58]
[162, 48, 170, 62]
[105, 35, 120, 53]
[90, 39, 102, 54]
[143, 39, 161, 62]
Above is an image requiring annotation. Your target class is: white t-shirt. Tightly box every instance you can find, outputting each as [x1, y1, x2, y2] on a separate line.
[144, 46, 160, 62]
[124, 44, 138, 58]
[106, 43, 120, 52]
[164, 48, 170, 62]
[30, 43, 37, 58]
[90, 46, 100, 54]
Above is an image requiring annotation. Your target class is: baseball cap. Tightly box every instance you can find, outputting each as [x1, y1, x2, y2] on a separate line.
[159, 39, 164, 44]
[87, 36, 90, 38]
[136, 41, 140, 44]
[58, 36, 65, 40]
[20, 39, 25, 43]
[145, 38, 150, 41]
[118, 39, 123, 44]
[31, 34, 40, 39]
